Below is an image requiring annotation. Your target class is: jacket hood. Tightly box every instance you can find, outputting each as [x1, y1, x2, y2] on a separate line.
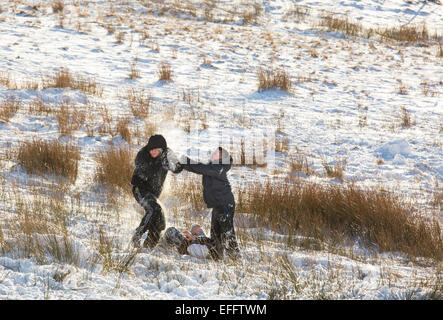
[146, 135, 167, 151]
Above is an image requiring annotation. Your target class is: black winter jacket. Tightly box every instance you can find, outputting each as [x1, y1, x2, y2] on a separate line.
[131, 146, 182, 198]
[181, 154, 235, 208]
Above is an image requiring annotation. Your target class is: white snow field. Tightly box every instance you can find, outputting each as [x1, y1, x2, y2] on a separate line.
[0, 0, 442, 299]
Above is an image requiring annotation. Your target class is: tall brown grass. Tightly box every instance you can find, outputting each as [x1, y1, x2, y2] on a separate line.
[258, 67, 291, 92]
[0, 95, 20, 123]
[56, 99, 86, 136]
[320, 14, 364, 37]
[320, 14, 439, 45]
[94, 144, 134, 193]
[400, 106, 414, 128]
[51, 0, 64, 13]
[42, 67, 103, 96]
[125, 88, 152, 118]
[237, 180, 443, 261]
[116, 117, 132, 143]
[97, 228, 138, 275]
[322, 157, 347, 182]
[158, 62, 172, 81]
[128, 61, 140, 79]
[289, 152, 314, 176]
[17, 139, 80, 183]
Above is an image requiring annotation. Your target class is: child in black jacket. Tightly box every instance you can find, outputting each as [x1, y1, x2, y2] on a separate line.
[177, 147, 240, 260]
[131, 134, 182, 248]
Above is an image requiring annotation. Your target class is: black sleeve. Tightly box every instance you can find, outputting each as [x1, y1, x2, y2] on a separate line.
[182, 157, 225, 178]
[131, 152, 148, 186]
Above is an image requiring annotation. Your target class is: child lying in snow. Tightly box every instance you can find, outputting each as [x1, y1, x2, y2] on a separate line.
[160, 224, 219, 260]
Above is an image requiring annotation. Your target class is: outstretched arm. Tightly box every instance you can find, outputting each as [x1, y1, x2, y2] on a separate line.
[163, 148, 184, 173]
[180, 156, 225, 178]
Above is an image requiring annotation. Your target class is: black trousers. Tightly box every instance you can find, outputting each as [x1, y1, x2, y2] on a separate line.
[210, 203, 239, 258]
[133, 187, 165, 248]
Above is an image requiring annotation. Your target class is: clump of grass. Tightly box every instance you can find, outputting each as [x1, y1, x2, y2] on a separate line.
[437, 42, 443, 58]
[320, 14, 364, 37]
[42, 67, 103, 96]
[380, 23, 433, 44]
[51, 0, 64, 14]
[158, 62, 172, 81]
[237, 180, 443, 261]
[116, 117, 131, 143]
[257, 67, 291, 92]
[0, 72, 16, 89]
[322, 157, 347, 182]
[94, 144, 134, 193]
[28, 96, 53, 116]
[56, 99, 86, 136]
[17, 139, 80, 182]
[115, 31, 125, 44]
[398, 82, 409, 95]
[400, 106, 414, 128]
[289, 152, 314, 176]
[0, 95, 20, 123]
[52, 67, 73, 88]
[97, 228, 138, 275]
[126, 88, 152, 118]
[128, 61, 140, 79]
[171, 175, 206, 213]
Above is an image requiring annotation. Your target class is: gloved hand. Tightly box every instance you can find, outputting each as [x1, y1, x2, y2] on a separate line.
[166, 148, 182, 172]
[178, 154, 189, 164]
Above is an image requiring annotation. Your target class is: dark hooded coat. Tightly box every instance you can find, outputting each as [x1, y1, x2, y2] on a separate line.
[181, 149, 235, 208]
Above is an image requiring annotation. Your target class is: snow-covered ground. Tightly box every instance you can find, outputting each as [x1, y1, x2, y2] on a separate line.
[0, 0, 442, 299]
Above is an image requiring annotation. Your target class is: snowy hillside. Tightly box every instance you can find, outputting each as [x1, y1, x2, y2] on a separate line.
[0, 0, 442, 300]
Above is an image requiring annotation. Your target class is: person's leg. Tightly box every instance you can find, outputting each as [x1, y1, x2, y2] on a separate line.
[143, 197, 166, 248]
[218, 204, 240, 258]
[210, 207, 224, 259]
[132, 192, 165, 248]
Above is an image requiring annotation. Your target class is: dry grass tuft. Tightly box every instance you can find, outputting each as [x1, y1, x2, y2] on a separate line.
[51, 0, 64, 14]
[128, 61, 140, 79]
[28, 96, 53, 116]
[320, 14, 364, 37]
[289, 151, 315, 176]
[97, 228, 138, 275]
[94, 144, 134, 193]
[237, 180, 443, 260]
[42, 67, 103, 96]
[0, 95, 20, 123]
[157, 62, 172, 81]
[56, 99, 86, 136]
[322, 157, 347, 182]
[258, 67, 291, 92]
[116, 117, 132, 143]
[17, 139, 80, 183]
[380, 23, 434, 44]
[400, 106, 414, 128]
[126, 88, 152, 118]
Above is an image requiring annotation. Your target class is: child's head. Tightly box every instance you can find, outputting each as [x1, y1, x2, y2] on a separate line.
[190, 224, 206, 237]
[210, 147, 230, 164]
[190, 224, 203, 235]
